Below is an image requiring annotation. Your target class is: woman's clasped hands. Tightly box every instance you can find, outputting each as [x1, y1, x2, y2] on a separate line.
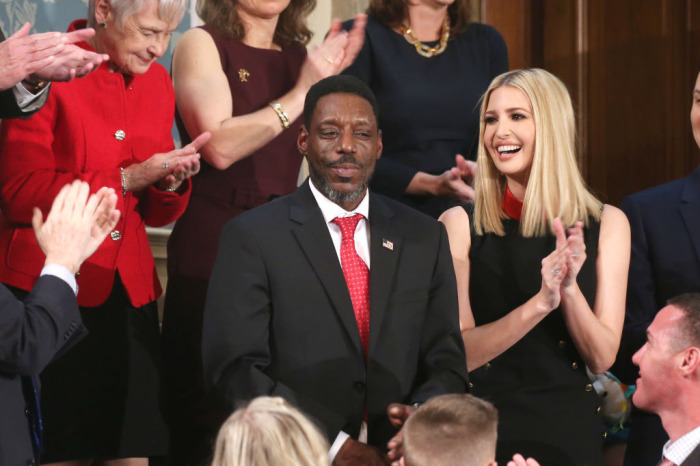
[122, 131, 211, 193]
[539, 218, 587, 312]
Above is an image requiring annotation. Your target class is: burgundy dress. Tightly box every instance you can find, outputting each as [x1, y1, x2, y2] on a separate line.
[161, 25, 306, 465]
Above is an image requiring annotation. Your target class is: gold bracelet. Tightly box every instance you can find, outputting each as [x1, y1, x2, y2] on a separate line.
[269, 101, 291, 130]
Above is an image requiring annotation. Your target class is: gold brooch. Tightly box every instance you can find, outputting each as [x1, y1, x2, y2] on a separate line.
[238, 68, 250, 82]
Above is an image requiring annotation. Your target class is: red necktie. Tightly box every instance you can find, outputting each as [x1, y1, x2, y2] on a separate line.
[332, 214, 370, 358]
[659, 458, 676, 466]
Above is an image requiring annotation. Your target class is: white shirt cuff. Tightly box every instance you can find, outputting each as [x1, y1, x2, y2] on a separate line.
[40, 264, 78, 295]
[328, 431, 350, 463]
[13, 81, 49, 111]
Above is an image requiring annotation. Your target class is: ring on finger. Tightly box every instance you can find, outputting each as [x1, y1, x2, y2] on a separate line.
[571, 252, 582, 258]
[162, 161, 169, 169]
[552, 268, 561, 276]
[324, 55, 334, 64]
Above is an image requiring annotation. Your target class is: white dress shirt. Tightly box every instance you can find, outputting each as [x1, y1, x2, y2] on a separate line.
[12, 81, 49, 113]
[662, 425, 700, 465]
[40, 264, 78, 295]
[309, 180, 370, 268]
[308, 180, 370, 461]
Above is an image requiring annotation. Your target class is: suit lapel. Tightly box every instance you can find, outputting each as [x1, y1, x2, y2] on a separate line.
[679, 166, 700, 266]
[680, 441, 700, 466]
[290, 181, 364, 356]
[368, 195, 402, 354]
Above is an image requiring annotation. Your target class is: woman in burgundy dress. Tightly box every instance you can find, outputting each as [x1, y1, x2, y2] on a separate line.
[161, 1, 366, 464]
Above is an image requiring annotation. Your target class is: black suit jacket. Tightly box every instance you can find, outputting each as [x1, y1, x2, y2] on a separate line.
[0, 276, 84, 465]
[617, 166, 700, 466]
[0, 31, 84, 464]
[202, 181, 469, 448]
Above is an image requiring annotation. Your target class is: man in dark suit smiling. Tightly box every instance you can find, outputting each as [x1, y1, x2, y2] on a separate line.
[202, 75, 468, 465]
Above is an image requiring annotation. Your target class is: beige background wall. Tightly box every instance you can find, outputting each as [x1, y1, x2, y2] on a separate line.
[308, 0, 368, 46]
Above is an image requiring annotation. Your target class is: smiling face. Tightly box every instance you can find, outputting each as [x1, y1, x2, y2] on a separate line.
[298, 93, 382, 211]
[483, 85, 536, 197]
[692, 72, 700, 149]
[632, 305, 686, 413]
[95, 0, 180, 75]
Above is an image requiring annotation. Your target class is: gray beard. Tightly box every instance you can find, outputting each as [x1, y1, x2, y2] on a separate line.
[309, 170, 368, 206]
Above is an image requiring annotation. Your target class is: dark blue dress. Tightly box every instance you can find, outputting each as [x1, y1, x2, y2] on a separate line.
[343, 16, 508, 217]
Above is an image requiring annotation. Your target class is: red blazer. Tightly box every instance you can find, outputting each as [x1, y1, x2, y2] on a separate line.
[0, 20, 190, 308]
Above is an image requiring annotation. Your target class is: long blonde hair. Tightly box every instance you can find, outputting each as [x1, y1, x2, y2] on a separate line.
[211, 396, 330, 466]
[473, 68, 602, 237]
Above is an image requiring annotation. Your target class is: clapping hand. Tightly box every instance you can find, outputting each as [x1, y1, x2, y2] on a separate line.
[0, 23, 107, 91]
[538, 218, 570, 311]
[539, 218, 588, 311]
[560, 221, 586, 290]
[326, 14, 367, 72]
[297, 14, 367, 91]
[123, 132, 211, 193]
[33, 181, 120, 275]
[455, 154, 477, 186]
[508, 453, 541, 466]
[28, 27, 108, 82]
[434, 154, 477, 203]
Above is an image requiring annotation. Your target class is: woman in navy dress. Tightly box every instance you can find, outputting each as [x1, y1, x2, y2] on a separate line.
[343, 0, 508, 217]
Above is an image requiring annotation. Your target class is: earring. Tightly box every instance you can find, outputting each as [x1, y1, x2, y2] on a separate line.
[99, 22, 106, 28]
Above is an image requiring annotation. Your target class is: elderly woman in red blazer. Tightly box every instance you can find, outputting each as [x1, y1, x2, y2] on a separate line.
[0, 0, 209, 464]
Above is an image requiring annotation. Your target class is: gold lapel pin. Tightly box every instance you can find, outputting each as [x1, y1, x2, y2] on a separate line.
[238, 68, 250, 82]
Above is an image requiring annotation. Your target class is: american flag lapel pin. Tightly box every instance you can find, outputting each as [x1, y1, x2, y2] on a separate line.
[382, 238, 394, 251]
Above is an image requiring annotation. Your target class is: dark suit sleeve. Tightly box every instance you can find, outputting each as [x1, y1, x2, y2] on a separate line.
[410, 223, 469, 402]
[0, 275, 84, 377]
[202, 219, 348, 435]
[616, 195, 657, 384]
[0, 88, 28, 119]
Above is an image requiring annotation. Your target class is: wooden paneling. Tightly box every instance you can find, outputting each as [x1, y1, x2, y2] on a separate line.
[481, 0, 534, 70]
[479, 0, 700, 205]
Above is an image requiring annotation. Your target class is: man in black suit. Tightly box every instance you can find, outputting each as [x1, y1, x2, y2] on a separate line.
[202, 75, 468, 465]
[617, 70, 700, 466]
[631, 293, 700, 466]
[0, 181, 119, 465]
[0, 23, 111, 466]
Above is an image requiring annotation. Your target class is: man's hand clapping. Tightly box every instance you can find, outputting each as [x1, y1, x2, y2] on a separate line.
[0, 23, 107, 91]
[33, 181, 120, 275]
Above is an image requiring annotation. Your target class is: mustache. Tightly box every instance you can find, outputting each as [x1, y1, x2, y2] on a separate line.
[326, 155, 364, 168]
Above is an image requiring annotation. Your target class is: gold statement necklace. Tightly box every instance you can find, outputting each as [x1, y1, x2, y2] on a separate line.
[402, 15, 450, 58]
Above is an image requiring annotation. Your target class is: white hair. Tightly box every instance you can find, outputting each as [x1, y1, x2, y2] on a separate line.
[87, 0, 188, 27]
